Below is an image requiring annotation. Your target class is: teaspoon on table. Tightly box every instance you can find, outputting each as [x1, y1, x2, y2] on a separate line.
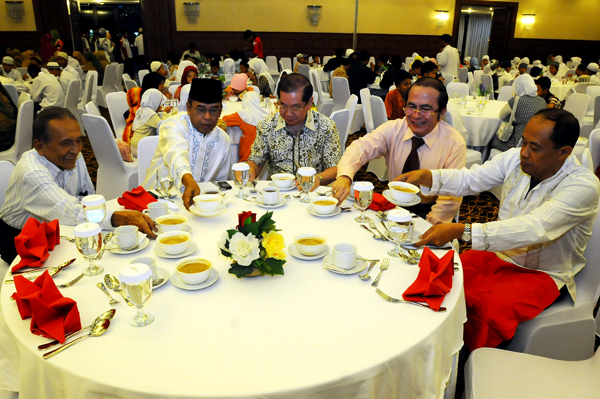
[104, 274, 134, 306]
[43, 319, 111, 359]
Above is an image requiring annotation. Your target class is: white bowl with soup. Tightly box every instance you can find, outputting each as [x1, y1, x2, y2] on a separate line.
[156, 231, 191, 255]
[310, 197, 337, 215]
[155, 214, 188, 233]
[193, 194, 222, 212]
[388, 182, 420, 203]
[294, 234, 327, 256]
[271, 173, 295, 188]
[175, 256, 212, 284]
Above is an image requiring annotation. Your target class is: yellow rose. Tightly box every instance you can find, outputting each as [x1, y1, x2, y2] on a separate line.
[262, 231, 286, 260]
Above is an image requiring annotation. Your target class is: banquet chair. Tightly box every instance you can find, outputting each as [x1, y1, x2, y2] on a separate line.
[124, 79, 138, 91]
[82, 114, 138, 200]
[585, 86, 600, 117]
[280, 57, 292, 71]
[480, 74, 495, 100]
[331, 77, 350, 113]
[96, 63, 118, 108]
[2, 84, 18, 106]
[297, 64, 310, 79]
[330, 109, 350, 153]
[17, 92, 30, 108]
[458, 68, 468, 83]
[0, 100, 33, 165]
[444, 106, 482, 169]
[248, 85, 259, 94]
[482, 65, 491, 74]
[474, 70, 484, 87]
[464, 346, 600, 399]
[138, 69, 149, 85]
[359, 90, 387, 180]
[595, 97, 600, 128]
[405, 57, 413, 71]
[0, 161, 14, 207]
[16, 67, 27, 77]
[563, 93, 590, 125]
[447, 82, 470, 98]
[85, 101, 101, 116]
[345, 94, 361, 137]
[573, 83, 597, 94]
[137, 135, 159, 185]
[265, 56, 278, 72]
[278, 61, 285, 74]
[443, 75, 455, 87]
[115, 63, 125, 92]
[371, 96, 387, 130]
[79, 70, 97, 112]
[360, 88, 374, 133]
[292, 57, 297, 69]
[63, 80, 84, 134]
[309, 69, 333, 116]
[106, 91, 128, 139]
[323, 56, 332, 65]
[497, 86, 514, 101]
[587, 129, 600, 171]
[388, 85, 396, 92]
[168, 85, 177, 97]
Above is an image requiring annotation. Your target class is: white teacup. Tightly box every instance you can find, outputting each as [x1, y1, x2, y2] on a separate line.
[294, 234, 327, 256]
[175, 256, 212, 285]
[193, 194, 222, 212]
[155, 214, 188, 234]
[271, 173, 295, 188]
[156, 231, 191, 255]
[332, 243, 357, 270]
[261, 187, 280, 205]
[143, 201, 168, 220]
[388, 182, 420, 203]
[310, 197, 337, 215]
[112, 225, 139, 250]
[130, 256, 157, 281]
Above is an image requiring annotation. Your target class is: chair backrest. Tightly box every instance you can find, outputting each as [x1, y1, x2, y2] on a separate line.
[138, 69, 149, 85]
[83, 70, 98, 104]
[497, 85, 514, 101]
[309, 69, 326, 103]
[292, 57, 297, 68]
[248, 85, 259, 94]
[474, 70, 483, 86]
[447, 82, 470, 98]
[586, 86, 600, 115]
[564, 93, 590, 124]
[278, 60, 285, 73]
[168, 85, 178, 96]
[595, 97, 600, 128]
[405, 57, 413, 70]
[115, 63, 124, 92]
[370, 96, 388, 130]
[137, 135, 159, 185]
[331, 76, 350, 112]
[265, 56, 278, 72]
[482, 65, 491, 74]
[63, 80, 80, 110]
[297, 64, 310, 79]
[330, 109, 350, 154]
[280, 57, 292, 71]
[3, 84, 18, 105]
[458, 68, 468, 83]
[388, 85, 396, 92]
[0, 161, 15, 207]
[106, 91, 128, 139]
[443, 75, 455, 87]
[566, 69, 576, 77]
[85, 101, 101, 116]
[323, 56, 332, 65]
[81, 113, 126, 172]
[360, 88, 374, 133]
[588, 129, 600, 172]
[480, 74, 494, 99]
[576, 204, 600, 306]
[344, 94, 358, 139]
[102, 64, 118, 90]
[17, 92, 30, 108]
[14, 100, 34, 161]
[124, 79, 138, 91]
[16, 67, 28, 77]
[573, 83, 598, 94]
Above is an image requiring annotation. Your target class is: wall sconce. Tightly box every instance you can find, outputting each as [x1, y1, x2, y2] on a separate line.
[436, 10, 449, 27]
[183, 2, 200, 23]
[522, 14, 535, 30]
[307, 5, 322, 26]
[5, 1, 25, 23]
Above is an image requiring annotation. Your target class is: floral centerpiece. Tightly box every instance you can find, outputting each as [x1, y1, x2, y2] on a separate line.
[476, 83, 492, 97]
[218, 211, 286, 278]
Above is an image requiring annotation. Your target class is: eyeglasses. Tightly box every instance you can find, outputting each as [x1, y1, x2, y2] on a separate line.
[277, 102, 308, 113]
[192, 106, 221, 116]
[403, 106, 439, 116]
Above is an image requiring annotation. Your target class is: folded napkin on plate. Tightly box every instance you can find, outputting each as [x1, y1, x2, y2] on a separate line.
[117, 186, 157, 211]
[368, 193, 396, 212]
[12, 218, 60, 272]
[11, 271, 81, 343]
[403, 247, 454, 311]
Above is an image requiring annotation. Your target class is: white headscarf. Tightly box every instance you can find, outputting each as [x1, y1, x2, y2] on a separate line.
[176, 60, 195, 81]
[521, 57, 530, 65]
[274, 69, 293, 98]
[513, 74, 537, 97]
[571, 57, 582, 68]
[482, 55, 490, 62]
[177, 84, 191, 113]
[346, 49, 355, 58]
[512, 57, 521, 67]
[132, 89, 163, 131]
[222, 58, 235, 81]
[533, 60, 542, 66]
[237, 91, 268, 126]
[412, 52, 419, 59]
[248, 58, 275, 92]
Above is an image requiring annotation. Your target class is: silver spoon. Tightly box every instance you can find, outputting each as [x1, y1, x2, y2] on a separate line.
[104, 274, 134, 306]
[359, 260, 378, 280]
[43, 319, 111, 359]
[97, 282, 120, 306]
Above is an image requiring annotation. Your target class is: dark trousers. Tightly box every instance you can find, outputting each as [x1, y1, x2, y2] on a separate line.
[0, 218, 20, 264]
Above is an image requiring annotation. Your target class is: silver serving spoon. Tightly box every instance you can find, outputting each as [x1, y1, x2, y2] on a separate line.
[43, 319, 111, 359]
[104, 274, 134, 306]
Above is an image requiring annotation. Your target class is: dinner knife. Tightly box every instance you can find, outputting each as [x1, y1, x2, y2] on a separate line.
[10, 258, 76, 276]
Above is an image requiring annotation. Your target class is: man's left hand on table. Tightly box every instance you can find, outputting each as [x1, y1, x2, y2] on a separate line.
[415, 223, 464, 247]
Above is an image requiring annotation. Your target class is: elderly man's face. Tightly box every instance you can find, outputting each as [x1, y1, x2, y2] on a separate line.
[278, 89, 312, 127]
[2, 63, 12, 73]
[34, 118, 83, 170]
[405, 85, 445, 137]
[186, 99, 222, 135]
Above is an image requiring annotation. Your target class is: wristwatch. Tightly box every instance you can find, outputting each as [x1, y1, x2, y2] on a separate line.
[461, 223, 471, 242]
[316, 173, 323, 181]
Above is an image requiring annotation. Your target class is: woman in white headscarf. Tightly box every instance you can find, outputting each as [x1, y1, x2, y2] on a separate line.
[521, 57, 530, 66]
[130, 89, 171, 157]
[570, 57, 582, 69]
[248, 58, 275, 97]
[491, 74, 547, 152]
[222, 91, 269, 161]
[222, 58, 236, 81]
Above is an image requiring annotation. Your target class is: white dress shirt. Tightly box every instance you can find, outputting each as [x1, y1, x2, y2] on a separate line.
[122, 38, 132, 59]
[31, 71, 65, 110]
[134, 34, 144, 56]
[1, 67, 22, 82]
[143, 113, 231, 191]
[436, 45, 460, 78]
[66, 59, 84, 81]
[423, 148, 600, 300]
[0, 149, 113, 230]
[496, 70, 513, 92]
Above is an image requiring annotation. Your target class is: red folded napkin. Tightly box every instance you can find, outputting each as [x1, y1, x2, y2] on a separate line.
[403, 247, 454, 311]
[117, 186, 157, 211]
[12, 218, 60, 272]
[368, 192, 396, 212]
[11, 271, 81, 343]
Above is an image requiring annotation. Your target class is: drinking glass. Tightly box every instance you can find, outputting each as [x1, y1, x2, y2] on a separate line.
[386, 209, 413, 257]
[232, 163, 250, 199]
[119, 264, 154, 327]
[297, 167, 316, 203]
[353, 182, 374, 223]
[477, 98, 487, 116]
[82, 195, 106, 224]
[156, 168, 173, 200]
[74, 223, 104, 276]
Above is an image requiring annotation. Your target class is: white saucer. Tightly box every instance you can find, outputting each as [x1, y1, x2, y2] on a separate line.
[307, 205, 342, 218]
[322, 254, 368, 275]
[269, 181, 296, 191]
[189, 204, 226, 218]
[107, 234, 149, 254]
[170, 269, 219, 290]
[382, 190, 422, 207]
[153, 241, 198, 259]
[288, 243, 330, 260]
[255, 197, 287, 209]
[221, 194, 233, 206]
[153, 267, 170, 289]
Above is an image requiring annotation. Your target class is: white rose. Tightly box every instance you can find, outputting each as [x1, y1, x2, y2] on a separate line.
[228, 232, 260, 266]
[217, 231, 230, 252]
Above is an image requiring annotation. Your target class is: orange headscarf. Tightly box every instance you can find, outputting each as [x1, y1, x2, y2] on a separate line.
[122, 87, 142, 143]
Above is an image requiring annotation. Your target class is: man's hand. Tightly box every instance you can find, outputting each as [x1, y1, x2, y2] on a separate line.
[331, 176, 352, 204]
[393, 169, 434, 189]
[112, 211, 158, 239]
[414, 223, 464, 247]
[181, 174, 200, 211]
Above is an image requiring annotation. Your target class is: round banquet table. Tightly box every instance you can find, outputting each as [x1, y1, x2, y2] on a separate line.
[550, 82, 576, 101]
[459, 100, 507, 147]
[0, 184, 466, 399]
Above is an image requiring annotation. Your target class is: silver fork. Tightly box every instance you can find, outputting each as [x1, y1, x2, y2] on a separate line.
[96, 282, 120, 306]
[371, 258, 390, 287]
[57, 273, 84, 288]
[376, 288, 447, 312]
[360, 224, 383, 240]
[366, 217, 390, 241]
[359, 260, 378, 280]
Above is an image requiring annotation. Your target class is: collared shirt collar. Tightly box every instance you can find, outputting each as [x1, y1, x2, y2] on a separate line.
[186, 114, 217, 139]
[274, 109, 316, 132]
[37, 151, 77, 188]
[401, 120, 441, 149]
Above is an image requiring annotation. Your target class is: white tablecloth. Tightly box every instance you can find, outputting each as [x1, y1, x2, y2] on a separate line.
[0, 187, 466, 399]
[550, 82, 575, 101]
[459, 100, 507, 147]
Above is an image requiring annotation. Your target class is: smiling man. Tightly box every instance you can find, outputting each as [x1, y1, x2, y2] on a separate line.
[0, 107, 157, 264]
[143, 78, 231, 210]
[332, 77, 466, 224]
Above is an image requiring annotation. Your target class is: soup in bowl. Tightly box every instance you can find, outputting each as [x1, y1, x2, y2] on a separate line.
[155, 214, 188, 233]
[310, 197, 337, 215]
[175, 256, 212, 284]
[388, 182, 420, 203]
[156, 231, 191, 255]
[294, 233, 327, 256]
[193, 194, 222, 212]
[271, 173, 295, 188]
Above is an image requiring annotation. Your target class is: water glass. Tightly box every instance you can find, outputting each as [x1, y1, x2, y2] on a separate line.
[82, 195, 106, 224]
[120, 264, 154, 327]
[156, 168, 173, 200]
[74, 223, 104, 276]
[386, 209, 413, 257]
[353, 182, 374, 223]
[232, 163, 250, 199]
[297, 167, 316, 203]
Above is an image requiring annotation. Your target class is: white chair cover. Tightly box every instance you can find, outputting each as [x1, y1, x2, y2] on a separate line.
[3, 84, 18, 105]
[359, 88, 374, 133]
[588, 129, 600, 171]
[309, 69, 333, 116]
[124, 79, 138, 91]
[138, 69, 149, 86]
[0, 100, 33, 165]
[497, 86, 514, 101]
[482, 65, 491, 74]
[280, 57, 292, 71]
[480, 74, 495, 100]
[79, 70, 97, 109]
[458, 68, 468, 83]
[292, 57, 297, 68]
[595, 97, 600, 128]
[0, 161, 15, 207]
[323, 56, 332, 65]
[85, 101, 101, 116]
[96, 64, 118, 108]
[137, 135, 159, 186]
[63, 80, 83, 133]
[116, 63, 125, 92]
[564, 93, 590, 125]
[573, 83, 598, 94]
[447, 82, 470, 98]
[106, 91, 129, 139]
[443, 75, 455, 87]
[17, 92, 30, 108]
[330, 109, 350, 154]
[474, 70, 484, 87]
[370, 96, 387, 130]
[297, 64, 310, 79]
[585, 86, 600, 117]
[345, 94, 359, 141]
[265, 56, 278, 72]
[331, 76, 350, 113]
[168, 85, 177, 97]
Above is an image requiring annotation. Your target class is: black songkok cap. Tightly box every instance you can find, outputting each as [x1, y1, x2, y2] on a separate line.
[189, 78, 222, 104]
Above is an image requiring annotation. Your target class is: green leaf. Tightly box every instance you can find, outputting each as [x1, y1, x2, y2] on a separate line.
[227, 229, 238, 239]
[263, 258, 285, 276]
[228, 263, 253, 278]
[220, 248, 230, 257]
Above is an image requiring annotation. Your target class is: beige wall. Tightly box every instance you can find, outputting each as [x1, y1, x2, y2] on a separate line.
[0, 0, 37, 32]
[174, 0, 600, 41]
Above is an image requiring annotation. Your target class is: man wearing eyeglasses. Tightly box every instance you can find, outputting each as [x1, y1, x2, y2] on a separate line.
[143, 78, 232, 210]
[332, 77, 466, 224]
[246, 73, 341, 188]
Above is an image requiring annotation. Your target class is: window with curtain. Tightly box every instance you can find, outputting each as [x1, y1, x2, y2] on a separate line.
[464, 14, 492, 62]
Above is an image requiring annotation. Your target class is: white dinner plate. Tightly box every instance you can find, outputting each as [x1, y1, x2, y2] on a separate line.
[307, 205, 342, 218]
[153, 241, 198, 259]
[322, 254, 368, 275]
[288, 243, 330, 260]
[268, 181, 296, 191]
[153, 267, 170, 289]
[254, 197, 287, 209]
[188, 204, 227, 218]
[107, 234, 149, 255]
[170, 269, 219, 291]
[382, 190, 422, 207]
